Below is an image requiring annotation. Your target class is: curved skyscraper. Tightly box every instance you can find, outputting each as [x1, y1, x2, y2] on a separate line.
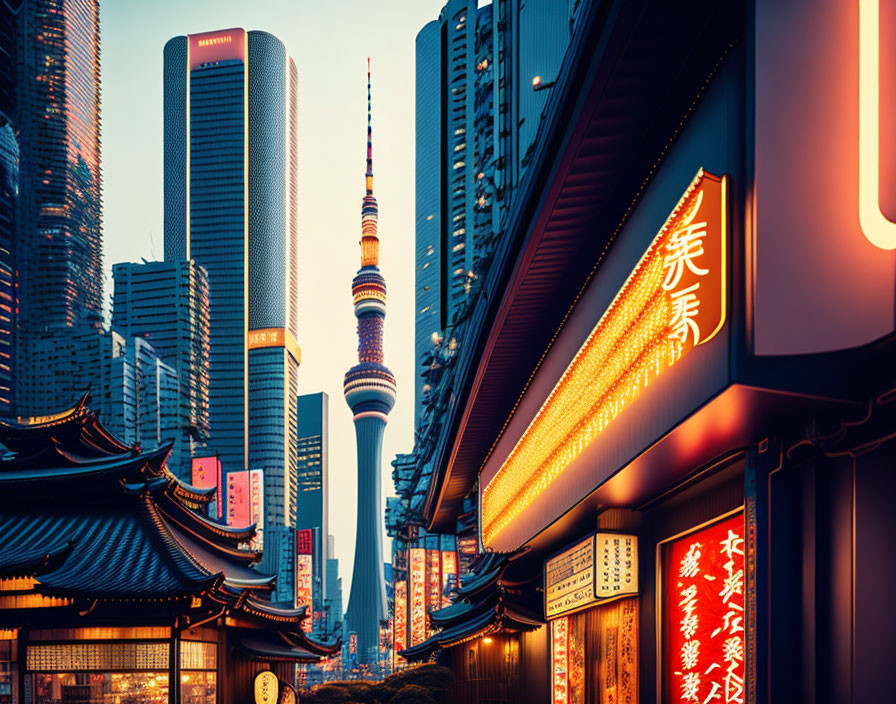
[344, 63, 396, 666]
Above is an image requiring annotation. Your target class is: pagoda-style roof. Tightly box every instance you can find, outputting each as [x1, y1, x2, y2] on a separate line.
[400, 551, 542, 662]
[0, 400, 339, 659]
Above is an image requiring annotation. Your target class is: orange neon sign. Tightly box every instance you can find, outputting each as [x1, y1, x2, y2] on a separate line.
[482, 171, 727, 546]
[247, 327, 301, 363]
[859, 0, 896, 249]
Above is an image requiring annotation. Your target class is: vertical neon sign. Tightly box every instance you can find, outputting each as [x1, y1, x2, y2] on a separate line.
[859, 0, 896, 249]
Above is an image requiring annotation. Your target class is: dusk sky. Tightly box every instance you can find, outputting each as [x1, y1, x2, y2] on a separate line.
[101, 0, 447, 598]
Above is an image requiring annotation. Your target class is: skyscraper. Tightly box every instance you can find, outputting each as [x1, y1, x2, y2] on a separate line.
[111, 259, 210, 479]
[414, 0, 502, 422]
[163, 28, 300, 528]
[296, 391, 330, 634]
[343, 64, 395, 666]
[7, 0, 103, 416]
[0, 114, 16, 414]
[413, 0, 577, 422]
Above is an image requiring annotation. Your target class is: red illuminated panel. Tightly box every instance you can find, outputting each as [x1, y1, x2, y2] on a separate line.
[296, 553, 313, 634]
[191, 456, 222, 520]
[664, 513, 745, 704]
[409, 549, 426, 646]
[188, 28, 246, 70]
[552, 617, 569, 704]
[226, 470, 250, 526]
[394, 579, 407, 655]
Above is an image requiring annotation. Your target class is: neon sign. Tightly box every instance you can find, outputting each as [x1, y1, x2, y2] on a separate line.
[483, 171, 727, 546]
[551, 618, 569, 704]
[409, 548, 426, 646]
[859, 0, 896, 249]
[664, 513, 745, 704]
[197, 36, 232, 47]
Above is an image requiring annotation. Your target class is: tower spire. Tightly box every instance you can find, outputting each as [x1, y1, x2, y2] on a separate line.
[360, 60, 379, 267]
[366, 57, 373, 195]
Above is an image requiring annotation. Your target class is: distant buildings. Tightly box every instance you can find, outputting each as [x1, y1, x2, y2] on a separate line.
[296, 392, 330, 634]
[4, 0, 104, 416]
[326, 533, 344, 637]
[111, 260, 210, 480]
[163, 28, 301, 530]
[343, 66, 395, 667]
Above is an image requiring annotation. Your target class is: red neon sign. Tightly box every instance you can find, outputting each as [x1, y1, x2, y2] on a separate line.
[664, 513, 745, 704]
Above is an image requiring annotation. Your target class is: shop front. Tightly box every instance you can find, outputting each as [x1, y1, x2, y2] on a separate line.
[410, 0, 896, 701]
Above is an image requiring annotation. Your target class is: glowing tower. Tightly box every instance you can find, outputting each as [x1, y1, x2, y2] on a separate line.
[343, 62, 396, 666]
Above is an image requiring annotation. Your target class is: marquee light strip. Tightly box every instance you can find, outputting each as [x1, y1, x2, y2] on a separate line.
[482, 171, 726, 545]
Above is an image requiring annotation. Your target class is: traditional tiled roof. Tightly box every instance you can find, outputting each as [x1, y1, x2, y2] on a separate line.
[0, 400, 339, 658]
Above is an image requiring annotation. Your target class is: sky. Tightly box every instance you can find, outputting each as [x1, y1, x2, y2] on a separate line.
[101, 0, 446, 600]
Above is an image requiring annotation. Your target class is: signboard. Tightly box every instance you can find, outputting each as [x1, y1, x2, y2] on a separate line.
[189, 28, 246, 70]
[551, 618, 570, 704]
[248, 327, 301, 363]
[249, 469, 264, 550]
[427, 549, 441, 633]
[191, 456, 222, 520]
[545, 533, 638, 619]
[409, 548, 426, 646]
[296, 529, 313, 633]
[253, 671, 278, 704]
[595, 533, 638, 598]
[393, 579, 407, 654]
[226, 470, 250, 526]
[663, 513, 744, 704]
[483, 171, 727, 547]
[441, 551, 458, 608]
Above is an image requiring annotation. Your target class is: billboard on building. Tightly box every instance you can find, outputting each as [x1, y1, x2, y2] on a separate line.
[226, 470, 250, 526]
[409, 548, 426, 646]
[191, 456, 222, 520]
[296, 528, 314, 633]
[249, 468, 264, 550]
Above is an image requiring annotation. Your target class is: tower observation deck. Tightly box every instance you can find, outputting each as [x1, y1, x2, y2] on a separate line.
[343, 61, 396, 666]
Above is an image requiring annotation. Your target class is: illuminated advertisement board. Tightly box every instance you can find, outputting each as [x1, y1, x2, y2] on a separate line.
[409, 548, 426, 646]
[188, 28, 246, 70]
[441, 551, 458, 609]
[191, 456, 222, 520]
[545, 533, 638, 619]
[393, 579, 407, 657]
[226, 470, 250, 526]
[483, 170, 727, 548]
[551, 617, 569, 704]
[249, 469, 264, 551]
[427, 550, 441, 633]
[296, 529, 313, 633]
[663, 513, 744, 704]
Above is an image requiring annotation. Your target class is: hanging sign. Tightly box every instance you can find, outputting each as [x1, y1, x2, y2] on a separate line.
[254, 671, 278, 704]
[545, 532, 639, 619]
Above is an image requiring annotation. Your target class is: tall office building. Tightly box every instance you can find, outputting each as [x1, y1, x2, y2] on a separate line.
[6, 0, 103, 416]
[296, 392, 330, 633]
[0, 114, 15, 414]
[111, 260, 211, 480]
[163, 28, 301, 527]
[343, 65, 396, 666]
[413, 0, 576, 422]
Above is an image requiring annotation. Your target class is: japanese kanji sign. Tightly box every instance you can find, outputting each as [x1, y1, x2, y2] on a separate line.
[664, 513, 745, 704]
[546, 532, 639, 619]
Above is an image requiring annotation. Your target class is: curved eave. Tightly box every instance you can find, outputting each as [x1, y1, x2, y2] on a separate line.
[154, 493, 260, 563]
[0, 444, 172, 487]
[231, 631, 326, 663]
[0, 539, 75, 578]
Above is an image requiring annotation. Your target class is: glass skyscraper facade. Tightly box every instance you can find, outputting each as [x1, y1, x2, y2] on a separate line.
[111, 259, 210, 480]
[163, 28, 300, 528]
[296, 391, 330, 635]
[6, 0, 103, 416]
